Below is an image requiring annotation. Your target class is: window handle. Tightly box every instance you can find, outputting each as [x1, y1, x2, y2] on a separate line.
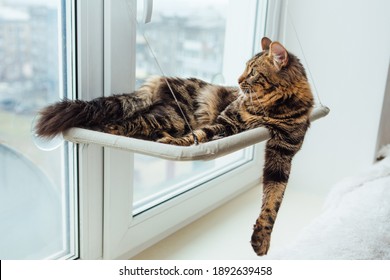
[143, 0, 153, 23]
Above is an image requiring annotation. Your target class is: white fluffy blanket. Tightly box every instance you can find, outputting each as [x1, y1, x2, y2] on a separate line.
[266, 145, 390, 260]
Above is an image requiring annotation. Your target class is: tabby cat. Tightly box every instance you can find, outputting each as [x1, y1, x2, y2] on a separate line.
[35, 37, 314, 256]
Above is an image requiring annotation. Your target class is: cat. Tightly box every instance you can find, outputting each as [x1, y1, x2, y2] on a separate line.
[35, 37, 314, 256]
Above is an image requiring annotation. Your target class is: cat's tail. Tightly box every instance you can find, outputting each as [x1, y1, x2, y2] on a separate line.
[35, 77, 163, 138]
[35, 97, 123, 138]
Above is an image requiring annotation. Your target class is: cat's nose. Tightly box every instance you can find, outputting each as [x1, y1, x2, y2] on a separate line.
[238, 75, 245, 84]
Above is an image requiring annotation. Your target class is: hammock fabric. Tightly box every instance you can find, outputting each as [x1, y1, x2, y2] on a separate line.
[62, 106, 329, 161]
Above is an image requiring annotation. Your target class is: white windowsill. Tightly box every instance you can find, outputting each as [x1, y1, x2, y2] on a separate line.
[131, 184, 324, 260]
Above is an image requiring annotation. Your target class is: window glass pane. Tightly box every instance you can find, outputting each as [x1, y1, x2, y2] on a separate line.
[0, 0, 77, 259]
[133, 0, 252, 215]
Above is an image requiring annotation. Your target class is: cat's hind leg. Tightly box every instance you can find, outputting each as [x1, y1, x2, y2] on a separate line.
[114, 76, 164, 119]
[103, 110, 184, 140]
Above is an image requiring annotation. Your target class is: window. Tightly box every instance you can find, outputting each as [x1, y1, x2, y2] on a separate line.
[0, 0, 77, 259]
[0, 0, 275, 260]
[89, 0, 269, 259]
[132, 0, 252, 215]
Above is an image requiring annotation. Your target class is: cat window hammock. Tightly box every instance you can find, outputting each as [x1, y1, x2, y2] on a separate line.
[33, 6, 330, 161]
[61, 105, 329, 161]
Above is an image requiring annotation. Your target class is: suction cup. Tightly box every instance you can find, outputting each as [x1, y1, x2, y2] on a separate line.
[31, 115, 63, 151]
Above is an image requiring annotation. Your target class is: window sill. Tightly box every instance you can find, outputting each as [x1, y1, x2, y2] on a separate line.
[131, 185, 324, 260]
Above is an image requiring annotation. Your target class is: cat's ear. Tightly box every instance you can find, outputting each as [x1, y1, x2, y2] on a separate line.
[270, 42, 289, 70]
[261, 37, 272, 50]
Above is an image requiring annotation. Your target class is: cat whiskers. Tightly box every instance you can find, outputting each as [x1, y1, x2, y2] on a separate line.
[239, 88, 268, 120]
[238, 88, 246, 97]
[234, 89, 247, 120]
[245, 89, 261, 115]
[246, 89, 269, 120]
[249, 90, 256, 112]
[240, 88, 256, 113]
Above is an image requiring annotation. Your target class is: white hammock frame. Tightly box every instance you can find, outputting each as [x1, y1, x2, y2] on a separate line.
[62, 105, 329, 161]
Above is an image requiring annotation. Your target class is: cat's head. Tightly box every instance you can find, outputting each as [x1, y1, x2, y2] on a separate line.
[238, 37, 307, 96]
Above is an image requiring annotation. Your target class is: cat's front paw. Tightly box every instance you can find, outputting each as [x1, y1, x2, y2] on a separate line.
[251, 224, 271, 256]
[104, 124, 122, 135]
[157, 135, 194, 146]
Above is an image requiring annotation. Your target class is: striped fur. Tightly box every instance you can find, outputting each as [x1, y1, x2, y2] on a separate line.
[36, 76, 238, 141]
[35, 37, 313, 256]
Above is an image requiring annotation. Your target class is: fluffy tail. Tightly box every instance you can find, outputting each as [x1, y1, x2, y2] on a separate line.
[35, 97, 124, 138]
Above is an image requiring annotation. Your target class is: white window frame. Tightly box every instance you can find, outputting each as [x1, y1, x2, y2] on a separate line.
[76, 0, 105, 260]
[76, 0, 281, 259]
[60, 0, 79, 260]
